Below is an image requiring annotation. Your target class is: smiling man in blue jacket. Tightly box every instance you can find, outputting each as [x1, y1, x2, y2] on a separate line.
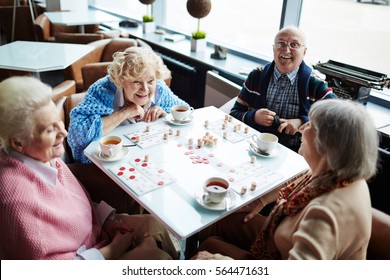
[230, 26, 337, 152]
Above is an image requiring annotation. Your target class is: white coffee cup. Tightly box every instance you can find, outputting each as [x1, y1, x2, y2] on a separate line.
[171, 105, 194, 121]
[252, 133, 278, 153]
[202, 177, 230, 204]
[99, 135, 123, 157]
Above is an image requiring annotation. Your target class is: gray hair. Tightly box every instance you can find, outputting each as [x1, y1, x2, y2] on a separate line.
[0, 76, 52, 153]
[107, 46, 171, 87]
[309, 99, 379, 182]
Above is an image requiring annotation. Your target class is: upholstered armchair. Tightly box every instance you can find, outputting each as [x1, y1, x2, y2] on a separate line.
[51, 80, 76, 103]
[34, 13, 99, 42]
[63, 37, 145, 92]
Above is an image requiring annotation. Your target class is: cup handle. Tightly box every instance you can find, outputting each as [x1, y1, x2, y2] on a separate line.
[252, 134, 258, 143]
[108, 146, 114, 157]
[202, 192, 212, 204]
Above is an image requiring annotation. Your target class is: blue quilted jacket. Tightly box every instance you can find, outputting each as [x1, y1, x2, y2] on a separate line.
[67, 76, 188, 163]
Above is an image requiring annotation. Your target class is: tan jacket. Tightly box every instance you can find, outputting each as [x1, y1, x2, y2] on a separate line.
[275, 179, 372, 259]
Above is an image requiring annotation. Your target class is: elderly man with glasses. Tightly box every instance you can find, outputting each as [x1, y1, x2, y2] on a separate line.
[230, 26, 337, 152]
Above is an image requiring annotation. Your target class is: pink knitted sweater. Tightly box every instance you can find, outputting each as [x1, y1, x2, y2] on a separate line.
[0, 149, 109, 259]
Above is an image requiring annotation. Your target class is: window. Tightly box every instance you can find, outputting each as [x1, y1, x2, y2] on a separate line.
[164, 0, 283, 60]
[300, 0, 390, 78]
[91, 0, 145, 21]
[90, 0, 390, 98]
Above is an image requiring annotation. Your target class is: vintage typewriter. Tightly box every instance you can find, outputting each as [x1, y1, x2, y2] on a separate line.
[313, 60, 390, 104]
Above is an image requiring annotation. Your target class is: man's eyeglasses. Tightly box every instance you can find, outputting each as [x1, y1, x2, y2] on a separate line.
[274, 41, 305, 50]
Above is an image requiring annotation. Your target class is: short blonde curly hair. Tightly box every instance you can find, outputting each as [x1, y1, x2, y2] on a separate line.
[107, 46, 171, 87]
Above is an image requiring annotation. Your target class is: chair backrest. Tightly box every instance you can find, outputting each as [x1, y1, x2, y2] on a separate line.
[204, 70, 242, 110]
[63, 38, 112, 92]
[54, 32, 105, 44]
[62, 92, 86, 163]
[100, 37, 139, 62]
[51, 80, 76, 103]
[219, 97, 238, 114]
[367, 208, 390, 260]
[82, 62, 111, 90]
[34, 13, 52, 41]
[50, 80, 76, 162]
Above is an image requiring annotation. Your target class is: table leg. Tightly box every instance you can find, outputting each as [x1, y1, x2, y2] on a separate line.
[176, 234, 198, 260]
[79, 25, 85, 33]
[178, 239, 186, 260]
[32, 72, 41, 80]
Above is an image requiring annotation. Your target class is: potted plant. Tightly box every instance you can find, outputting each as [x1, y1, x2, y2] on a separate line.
[139, 0, 156, 33]
[187, 0, 211, 52]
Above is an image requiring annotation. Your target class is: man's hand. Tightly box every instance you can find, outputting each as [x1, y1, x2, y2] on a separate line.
[254, 108, 277, 126]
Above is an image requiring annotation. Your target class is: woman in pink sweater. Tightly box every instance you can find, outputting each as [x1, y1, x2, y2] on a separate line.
[0, 76, 177, 260]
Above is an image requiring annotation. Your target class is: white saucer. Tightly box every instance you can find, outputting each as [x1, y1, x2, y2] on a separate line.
[249, 142, 282, 158]
[194, 189, 237, 211]
[165, 114, 194, 126]
[93, 147, 129, 162]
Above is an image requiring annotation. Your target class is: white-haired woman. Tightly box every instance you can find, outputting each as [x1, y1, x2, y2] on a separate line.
[0, 76, 177, 260]
[68, 46, 189, 163]
[193, 99, 379, 260]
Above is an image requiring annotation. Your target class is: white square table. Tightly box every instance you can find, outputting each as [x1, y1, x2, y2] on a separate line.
[0, 40, 94, 80]
[84, 106, 309, 258]
[44, 10, 119, 33]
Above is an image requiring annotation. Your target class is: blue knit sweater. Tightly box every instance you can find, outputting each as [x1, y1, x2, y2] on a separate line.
[67, 76, 189, 163]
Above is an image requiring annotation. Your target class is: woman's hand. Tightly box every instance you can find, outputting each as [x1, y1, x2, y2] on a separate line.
[99, 230, 135, 260]
[103, 214, 134, 240]
[144, 106, 167, 122]
[121, 103, 145, 121]
[233, 198, 264, 222]
[191, 250, 233, 260]
[278, 118, 303, 135]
